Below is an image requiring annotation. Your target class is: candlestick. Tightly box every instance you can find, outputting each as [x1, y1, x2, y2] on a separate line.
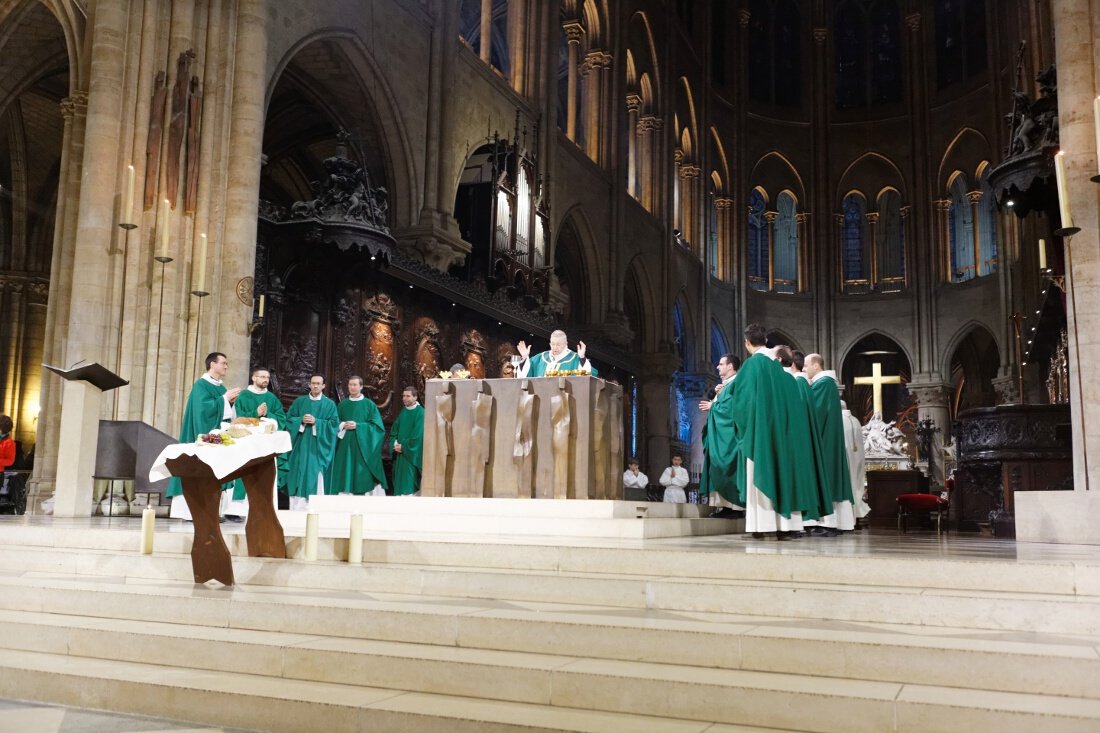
[1054, 151, 1081, 236]
[156, 199, 171, 261]
[304, 513, 319, 561]
[1093, 96, 1100, 183]
[258, 294, 265, 318]
[194, 233, 207, 294]
[120, 165, 136, 229]
[140, 503, 155, 554]
[348, 514, 363, 564]
[1038, 238, 1047, 270]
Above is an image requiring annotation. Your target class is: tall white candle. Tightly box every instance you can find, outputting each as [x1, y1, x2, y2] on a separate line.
[159, 199, 170, 258]
[123, 165, 135, 225]
[196, 233, 207, 292]
[258, 294, 265, 318]
[1094, 96, 1100, 178]
[140, 503, 155, 555]
[348, 514, 363, 564]
[1054, 151, 1073, 230]
[304, 513, 319, 561]
[1038, 238, 1047, 270]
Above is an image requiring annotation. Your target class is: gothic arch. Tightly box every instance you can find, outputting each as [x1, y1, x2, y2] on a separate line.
[839, 331, 914, 423]
[710, 126, 731, 185]
[749, 151, 806, 203]
[765, 329, 801, 352]
[939, 320, 1001, 383]
[837, 328, 915, 375]
[673, 290, 697, 372]
[623, 253, 656, 349]
[937, 127, 992, 191]
[835, 151, 907, 206]
[627, 11, 660, 109]
[265, 31, 418, 228]
[554, 205, 603, 325]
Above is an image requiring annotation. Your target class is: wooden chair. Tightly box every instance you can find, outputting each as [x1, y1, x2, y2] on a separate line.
[897, 492, 950, 534]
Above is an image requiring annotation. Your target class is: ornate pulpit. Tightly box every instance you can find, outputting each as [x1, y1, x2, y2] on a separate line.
[422, 376, 623, 499]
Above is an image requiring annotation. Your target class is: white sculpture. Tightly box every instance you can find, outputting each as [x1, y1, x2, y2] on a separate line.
[862, 412, 907, 458]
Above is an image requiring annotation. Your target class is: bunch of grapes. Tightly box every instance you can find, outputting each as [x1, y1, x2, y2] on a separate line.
[198, 433, 233, 445]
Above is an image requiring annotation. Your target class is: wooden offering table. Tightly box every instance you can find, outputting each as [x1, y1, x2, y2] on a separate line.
[423, 376, 624, 500]
[150, 432, 291, 585]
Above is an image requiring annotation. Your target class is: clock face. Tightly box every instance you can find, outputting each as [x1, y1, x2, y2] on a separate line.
[236, 276, 254, 305]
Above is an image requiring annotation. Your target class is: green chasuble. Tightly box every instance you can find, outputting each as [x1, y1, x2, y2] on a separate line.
[524, 349, 598, 377]
[330, 397, 389, 494]
[809, 373, 854, 507]
[699, 378, 739, 505]
[788, 373, 828, 520]
[167, 377, 227, 498]
[230, 388, 289, 500]
[728, 353, 821, 519]
[285, 394, 339, 498]
[391, 403, 425, 495]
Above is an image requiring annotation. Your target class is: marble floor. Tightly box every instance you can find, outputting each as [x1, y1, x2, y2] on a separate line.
[5, 513, 1100, 563]
[0, 698, 253, 733]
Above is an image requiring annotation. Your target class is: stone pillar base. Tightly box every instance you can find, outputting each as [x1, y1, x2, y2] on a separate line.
[1015, 490, 1100, 545]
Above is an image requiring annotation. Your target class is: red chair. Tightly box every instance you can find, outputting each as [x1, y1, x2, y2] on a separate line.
[896, 492, 950, 534]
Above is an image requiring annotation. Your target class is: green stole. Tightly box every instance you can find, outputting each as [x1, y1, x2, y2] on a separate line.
[809, 374, 854, 507]
[526, 349, 599, 377]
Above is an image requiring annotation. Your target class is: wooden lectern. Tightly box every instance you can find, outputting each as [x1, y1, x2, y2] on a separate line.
[44, 362, 128, 518]
[163, 451, 286, 586]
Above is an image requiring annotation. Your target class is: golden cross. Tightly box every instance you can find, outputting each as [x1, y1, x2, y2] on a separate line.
[853, 362, 903, 417]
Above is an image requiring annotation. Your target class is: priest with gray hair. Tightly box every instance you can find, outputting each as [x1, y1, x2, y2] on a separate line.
[515, 329, 598, 377]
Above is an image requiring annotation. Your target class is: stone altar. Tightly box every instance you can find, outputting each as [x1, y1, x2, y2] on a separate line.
[422, 376, 624, 499]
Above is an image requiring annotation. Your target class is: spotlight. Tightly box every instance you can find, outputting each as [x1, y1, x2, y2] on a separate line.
[1006, 199, 1015, 207]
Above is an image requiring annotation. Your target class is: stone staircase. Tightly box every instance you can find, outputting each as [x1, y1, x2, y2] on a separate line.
[0, 522, 1098, 732]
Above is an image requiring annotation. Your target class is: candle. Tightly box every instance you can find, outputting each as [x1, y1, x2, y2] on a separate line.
[1038, 239, 1047, 270]
[1054, 151, 1073, 230]
[196, 233, 207, 292]
[258, 294, 265, 318]
[1094, 96, 1100, 178]
[304, 513, 319, 561]
[140, 503, 155, 555]
[348, 514, 363, 564]
[159, 199, 170, 258]
[123, 165, 135, 225]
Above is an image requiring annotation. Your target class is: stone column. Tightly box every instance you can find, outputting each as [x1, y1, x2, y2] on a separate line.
[1050, 0, 1100, 493]
[796, 212, 810, 292]
[582, 49, 611, 164]
[679, 163, 700, 251]
[215, 0, 267, 381]
[479, 0, 492, 64]
[967, 189, 983, 277]
[563, 21, 583, 143]
[715, 196, 733, 280]
[865, 211, 880, 288]
[638, 352, 680, 480]
[625, 93, 641, 197]
[907, 381, 952, 486]
[764, 210, 778, 290]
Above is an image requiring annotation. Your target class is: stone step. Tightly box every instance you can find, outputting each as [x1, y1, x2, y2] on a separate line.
[0, 648, 774, 733]
[1, 577, 1098, 701]
[3, 524, 1098, 597]
[2, 636, 1098, 732]
[3, 543, 1100, 636]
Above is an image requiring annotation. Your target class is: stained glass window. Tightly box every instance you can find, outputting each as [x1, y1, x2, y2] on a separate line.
[949, 174, 975, 282]
[748, 189, 768, 291]
[842, 193, 868, 281]
[774, 192, 799, 293]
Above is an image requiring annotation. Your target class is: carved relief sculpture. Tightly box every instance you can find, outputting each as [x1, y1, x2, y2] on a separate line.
[550, 380, 572, 499]
[591, 381, 608, 499]
[470, 390, 494, 496]
[1047, 330, 1069, 404]
[166, 50, 196, 206]
[144, 71, 167, 209]
[495, 343, 517, 378]
[513, 380, 536, 497]
[363, 294, 398, 412]
[413, 317, 441, 396]
[434, 382, 455, 491]
[462, 329, 488, 379]
[184, 76, 203, 213]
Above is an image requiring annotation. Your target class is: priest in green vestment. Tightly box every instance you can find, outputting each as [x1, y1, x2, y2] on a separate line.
[330, 376, 388, 495]
[804, 354, 856, 532]
[227, 367, 288, 510]
[776, 347, 830, 526]
[516, 329, 599, 377]
[727, 325, 818, 538]
[285, 375, 339, 511]
[167, 352, 241, 520]
[699, 353, 742, 510]
[391, 386, 425, 495]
